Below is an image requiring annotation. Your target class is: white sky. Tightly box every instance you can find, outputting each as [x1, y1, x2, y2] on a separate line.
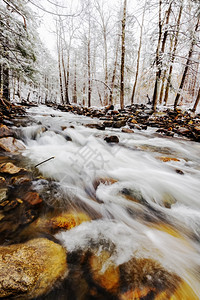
[29, 0, 141, 57]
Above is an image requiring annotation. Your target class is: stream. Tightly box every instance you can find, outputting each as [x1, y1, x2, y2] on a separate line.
[21, 105, 200, 299]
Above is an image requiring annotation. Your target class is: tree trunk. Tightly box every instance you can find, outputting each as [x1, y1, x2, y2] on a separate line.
[152, 0, 172, 111]
[62, 50, 70, 105]
[152, 0, 163, 112]
[131, 0, 146, 104]
[159, 36, 173, 104]
[164, 3, 183, 105]
[88, 17, 91, 107]
[3, 65, 10, 101]
[73, 56, 77, 104]
[57, 26, 64, 105]
[0, 63, 2, 97]
[82, 82, 86, 106]
[174, 19, 199, 109]
[109, 34, 120, 105]
[120, 0, 127, 110]
[192, 87, 200, 112]
[103, 28, 108, 106]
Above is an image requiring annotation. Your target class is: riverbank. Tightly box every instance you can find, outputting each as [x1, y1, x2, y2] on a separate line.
[42, 103, 200, 143]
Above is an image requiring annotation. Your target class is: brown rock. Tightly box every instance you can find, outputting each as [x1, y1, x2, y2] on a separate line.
[121, 128, 134, 133]
[157, 156, 180, 162]
[120, 257, 180, 296]
[0, 162, 26, 175]
[193, 126, 200, 133]
[0, 238, 67, 299]
[0, 125, 13, 138]
[113, 120, 126, 128]
[85, 123, 105, 130]
[0, 177, 6, 185]
[3, 199, 19, 212]
[0, 137, 26, 153]
[0, 212, 4, 221]
[32, 212, 90, 234]
[0, 188, 7, 202]
[104, 135, 119, 143]
[23, 191, 43, 206]
[89, 250, 120, 292]
[120, 287, 155, 300]
[177, 127, 191, 136]
[103, 120, 113, 128]
[11, 175, 31, 185]
[130, 118, 137, 124]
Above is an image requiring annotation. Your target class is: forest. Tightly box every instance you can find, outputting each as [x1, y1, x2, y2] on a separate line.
[0, 0, 199, 111]
[0, 1, 200, 300]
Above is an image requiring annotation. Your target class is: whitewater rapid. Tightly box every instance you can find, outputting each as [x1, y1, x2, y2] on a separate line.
[21, 105, 200, 296]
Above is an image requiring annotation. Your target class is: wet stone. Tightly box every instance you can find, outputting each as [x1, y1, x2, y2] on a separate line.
[0, 177, 6, 185]
[0, 238, 67, 299]
[3, 199, 19, 212]
[177, 127, 191, 136]
[11, 175, 31, 185]
[0, 188, 7, 202]
[0, 124, 13, 138]
[89, 250, 120, 293]
[112, 120, 126, 128]
[121, 128, 134, 133]
[85, 123, 105, 130]
[0, 137, 26, 153]
[103, 120, 114, 128]
[23, 191, 43, 206]
[0, 162, 26, 175]
[104, 135, 119, 143]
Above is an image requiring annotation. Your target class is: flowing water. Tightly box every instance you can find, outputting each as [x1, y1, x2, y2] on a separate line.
[21, 106, 200, 299]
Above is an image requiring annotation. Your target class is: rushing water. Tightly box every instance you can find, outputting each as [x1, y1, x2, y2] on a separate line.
[21, 105, 200, 298]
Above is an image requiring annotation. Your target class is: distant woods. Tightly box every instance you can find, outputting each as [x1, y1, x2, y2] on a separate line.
[0, 0, 200, 111]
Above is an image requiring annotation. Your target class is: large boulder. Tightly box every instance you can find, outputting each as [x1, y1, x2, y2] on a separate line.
[0, 238, 67, 299]
[0, 137, 25, 153]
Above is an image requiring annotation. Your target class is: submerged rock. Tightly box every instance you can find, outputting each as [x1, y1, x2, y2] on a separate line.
[24, 211, 91, 235]
[0, 238, 67, 299]
[0, 162, 26, 175]
[157, 156, 180, 163]
[89, 250, 120, 293]
[0, 137, 25, 153]
[119, 257, 180, 298]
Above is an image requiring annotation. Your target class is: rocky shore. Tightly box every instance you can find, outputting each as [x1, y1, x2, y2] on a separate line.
[54, 103, 200, 142]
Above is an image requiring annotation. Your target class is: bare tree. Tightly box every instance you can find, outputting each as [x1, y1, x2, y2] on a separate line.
[56, 21, 64, 104]
[110, 33, 120, 105]
[131, 0, 147, 104]
[163, 1, 183, 105]
[94, 0, 111, 105]
[152, 0, 173, 111]
[192, 86, 200, 112]
[174, 18, 199, 109]
[120, 0, 127, 110]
